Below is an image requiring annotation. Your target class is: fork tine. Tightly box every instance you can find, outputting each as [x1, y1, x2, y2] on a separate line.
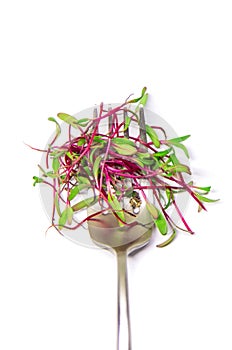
[108, 105, 113, 134]
[123, 109, 129, 138]
[92, 106, 98, 133]
[93, 106, 98, 119]
[139, 106, 147, 149]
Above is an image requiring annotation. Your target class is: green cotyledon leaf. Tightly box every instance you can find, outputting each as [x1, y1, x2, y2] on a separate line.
[112, 137, 135, 146]
[191, 185, 211, 194]
[48, 117, 61, 136]
[168, 135, 191, 143]
[195, 193, 219, 203]
[155, 211, 168, 235]
[128, 86, 147, 103]
[153, 148, 172, 158]
[146, 125, 160, 148]
[113, 144, 137, 156]
[135, 92, 148, 112]
[77, 118, 90, 127]
[32, 176, 44, 186]
[55, 192, 61, 217]
[157, 229, 176, 247]
[68, 183, 90, 201]
[52, 157, 60, 173]
[77, 176, 91, 185]
[67, 206, 73, 225]
[77, 138, 86, 146]
[167, 140, 189, 158]
[124, 115, 131, 131]
[58, 206, 73, 229]
[72, 196, 98, 212]
[93, 155, 102, 182]
[57, 113, 79, 128]
[146, 202, 159, 220]
[162, 164, 191, 175]
[108, 193, 125, 225]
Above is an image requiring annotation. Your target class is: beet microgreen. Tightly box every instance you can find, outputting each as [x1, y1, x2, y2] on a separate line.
[31, 87, 218, 247]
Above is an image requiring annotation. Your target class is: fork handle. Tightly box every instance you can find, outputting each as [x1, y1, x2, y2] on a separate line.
[116, 250, 131, 350]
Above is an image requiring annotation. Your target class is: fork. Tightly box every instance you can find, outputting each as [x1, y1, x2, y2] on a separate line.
[87, 106, 154, 350]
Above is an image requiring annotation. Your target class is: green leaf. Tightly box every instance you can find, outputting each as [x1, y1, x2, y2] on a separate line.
[67, 206, 73, 225]
[37, 164, 59, 178]
[59, 209, 67, 229]
[83, 165, 91, 176]
[135, 93, 148, 112]
[153, 148, 172, 158]
[77, 176, 90, 185]
[155, 211, 168, 235]
[195, 193, 219, 203]
[137, 152, 151, 159]
[57, 113, 79, 128]
[68, 184, 90, 201]
[77, 118, 90, 127]
[141, 86, 147, 96]
[32, 176, 44, 186]
[167, 140, 190, 158]
[128, 86, 147, 103]
[140, 93, 148, 107]
[151, 159, 160, 170]
[157, 230, 176, 247]
[164, 188, 172, 209]
[48, 117, 61, 136]
[55, 192, 61, 216]
[162, 164, 191, 175]
[77, 138, 86, 146]
[72, 196, 98, 212]
[58, 206, 73, 228]
[192, 185, 211, 194]
[133, 158, 144, 167]
[50, 150, 66, 158]
[168, 135, 191, 143]
[169, 153, 179, 165]
[137, 153, 158, 166]
[146, 125, 160, 148]
[90, 148, 98, 164]
[138, 156, 155, 166]
[93, 136, 104, 143]
[146, 202, 159, 220]
[112, 137, 135, 146]
[124, 115, 131, 131]
[93, 155, 102, 181]
[46, 171, 59, 178]
[108, 193, 125, 224]
[52, 157, 60, 173]
[197, 186, 211, 193]
[113, 144, 137, 156]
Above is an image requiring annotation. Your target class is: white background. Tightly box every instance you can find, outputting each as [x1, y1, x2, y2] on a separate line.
[0, 1, 231, 349]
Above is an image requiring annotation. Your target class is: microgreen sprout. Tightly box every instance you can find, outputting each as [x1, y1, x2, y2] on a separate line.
[31, 88, 218, 247]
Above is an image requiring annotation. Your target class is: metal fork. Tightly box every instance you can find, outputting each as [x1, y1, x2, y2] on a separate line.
[87, 106, 154, 350]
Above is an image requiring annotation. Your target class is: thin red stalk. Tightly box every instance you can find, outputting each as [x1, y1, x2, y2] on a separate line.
[152, 126, 167, 139]
[99, 137, 112, 192]
[133, 184, 185, 190]
[25, 143, 47, 152]
[168, 175, 207, 211]
[172, 199, 193, 233]
[128, 135, 159, 153]
[52, 178, 56, 222]
[150, 180, 171, 221]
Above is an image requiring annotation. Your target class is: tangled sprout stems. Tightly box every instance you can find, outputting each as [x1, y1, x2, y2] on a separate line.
[32, 87, 218, 247]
